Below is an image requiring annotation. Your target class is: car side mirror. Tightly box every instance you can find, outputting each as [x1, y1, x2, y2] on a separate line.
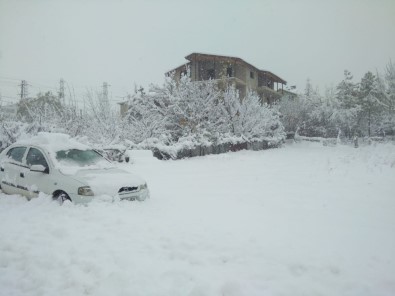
[30, 164, 49, 174]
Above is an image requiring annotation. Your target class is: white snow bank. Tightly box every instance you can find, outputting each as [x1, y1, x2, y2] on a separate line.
[0, 142, 394, 296]
[126, 149, 158, 165]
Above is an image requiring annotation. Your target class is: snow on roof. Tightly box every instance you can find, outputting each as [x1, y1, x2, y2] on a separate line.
[15, 132, 115, 174]
[18, 132, 90, 152]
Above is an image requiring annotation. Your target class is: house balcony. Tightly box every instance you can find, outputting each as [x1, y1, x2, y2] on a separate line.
[257, 86, 283, 104]
[194, 76, 246, 87]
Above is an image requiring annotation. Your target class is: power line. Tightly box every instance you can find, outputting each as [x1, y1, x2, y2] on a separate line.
[0, 79, 20, 86]
[0, 99, 18, 105]
[29, 81, 58, 90]
[0, 74, 133, 106]
[0, 95, 18, 100]
[0, 76, 21, 82]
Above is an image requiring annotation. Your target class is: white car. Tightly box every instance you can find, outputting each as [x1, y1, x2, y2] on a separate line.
[0, 133, 150, 203]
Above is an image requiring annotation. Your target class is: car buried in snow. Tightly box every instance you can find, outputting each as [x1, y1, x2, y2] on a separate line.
[0, 133, 150, 203]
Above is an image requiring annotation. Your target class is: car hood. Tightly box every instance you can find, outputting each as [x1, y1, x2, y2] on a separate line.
[71, 167, 145, 196]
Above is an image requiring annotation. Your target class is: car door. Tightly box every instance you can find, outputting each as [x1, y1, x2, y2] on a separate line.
[0, 146, 28, 195]
[20, 147, 52, 199]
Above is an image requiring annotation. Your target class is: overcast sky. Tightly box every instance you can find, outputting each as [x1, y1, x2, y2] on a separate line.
[1, 0, 395, 105]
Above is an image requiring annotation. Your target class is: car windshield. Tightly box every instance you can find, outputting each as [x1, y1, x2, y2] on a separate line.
[56, 149, 109, 167]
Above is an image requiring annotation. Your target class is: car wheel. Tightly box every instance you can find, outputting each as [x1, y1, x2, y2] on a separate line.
[53, 191, 71, 204]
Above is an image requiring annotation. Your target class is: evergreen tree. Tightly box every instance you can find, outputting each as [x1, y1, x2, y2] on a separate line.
[335, 70, 360, 138]
[358, 71, 384, 137]
[377, 61, 395, 135]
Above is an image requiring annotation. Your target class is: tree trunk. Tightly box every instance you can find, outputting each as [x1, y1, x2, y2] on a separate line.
[368, 108, 371, 137]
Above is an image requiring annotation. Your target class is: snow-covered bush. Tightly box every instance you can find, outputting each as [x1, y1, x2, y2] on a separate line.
[279, 63, 395, 140]
[123, 73, 285, 153]
[223, 89, 284, 140]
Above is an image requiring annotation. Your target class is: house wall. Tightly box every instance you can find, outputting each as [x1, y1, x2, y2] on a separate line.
[189, 60, 252, 98]
[190, 63, 197, 81]
[258, 74, 275, 89]
[119, 102, 129, 117]
[234, 63, 245, 82]
[172, 68, 187, 82]
[168, 55, 284, 103]
[198, 60, 214, 80]
[236, 85, 247, 99]
[245, 67, 258, 90]
[192, 59, 240, 81]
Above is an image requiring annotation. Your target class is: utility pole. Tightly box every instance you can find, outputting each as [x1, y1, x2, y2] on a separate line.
[59, 78, 65, 103]
[102, 82, 109, 102]
[19, 80, 28, 100]
[101, 82, 111, 109]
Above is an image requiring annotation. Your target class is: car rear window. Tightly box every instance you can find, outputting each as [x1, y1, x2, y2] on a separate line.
[6, 147, 27, 162]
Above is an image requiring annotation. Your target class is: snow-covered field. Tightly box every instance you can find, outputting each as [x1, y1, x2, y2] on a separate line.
[0, 142, 394, 296]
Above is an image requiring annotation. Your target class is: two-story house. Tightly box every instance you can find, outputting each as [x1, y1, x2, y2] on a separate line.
[119, 53, 289, 117]
[166, 52, 287, 104]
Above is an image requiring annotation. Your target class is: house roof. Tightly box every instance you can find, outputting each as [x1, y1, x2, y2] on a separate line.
[166, 62, 191, 76]
[183, 52, 287, 84]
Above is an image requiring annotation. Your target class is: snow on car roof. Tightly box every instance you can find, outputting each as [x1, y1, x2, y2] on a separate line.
[15, 132, 114, 174]
[17, 132, 90, 152]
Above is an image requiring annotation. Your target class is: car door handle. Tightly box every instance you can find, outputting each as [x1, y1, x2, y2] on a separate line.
[20, 172, 24, 178]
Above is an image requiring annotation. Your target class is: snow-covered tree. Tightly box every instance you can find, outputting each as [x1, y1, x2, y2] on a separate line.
[385, 60, 395, 113]
[278, 79, 323, 137]
[125, 88, 169, 143]
[357, 71, 385, 137]
[218, 84, 241, 135]
[335, 70, 361, 138]
[376, 61, 395, 135]
[144, 72, 223, 141]
[236, 90, 284, 139]
[307, 87, 340, 137]
[84, 91, 123, 145]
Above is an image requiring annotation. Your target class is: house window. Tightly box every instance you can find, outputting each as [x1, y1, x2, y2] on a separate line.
[250, 71, 255, 79]
[180, 70, 187, 78]
[227, 67, 233, 77]
[207, 69, 215, 79]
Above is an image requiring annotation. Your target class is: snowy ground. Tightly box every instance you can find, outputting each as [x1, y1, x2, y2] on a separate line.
[0, 141, 394, 296]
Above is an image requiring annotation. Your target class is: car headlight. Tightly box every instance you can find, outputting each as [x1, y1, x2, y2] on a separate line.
[140, 183, 147, 190]
[78, 186, 94, 196]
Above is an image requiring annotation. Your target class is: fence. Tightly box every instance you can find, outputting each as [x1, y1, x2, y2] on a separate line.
[152, 140, 281, 160]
